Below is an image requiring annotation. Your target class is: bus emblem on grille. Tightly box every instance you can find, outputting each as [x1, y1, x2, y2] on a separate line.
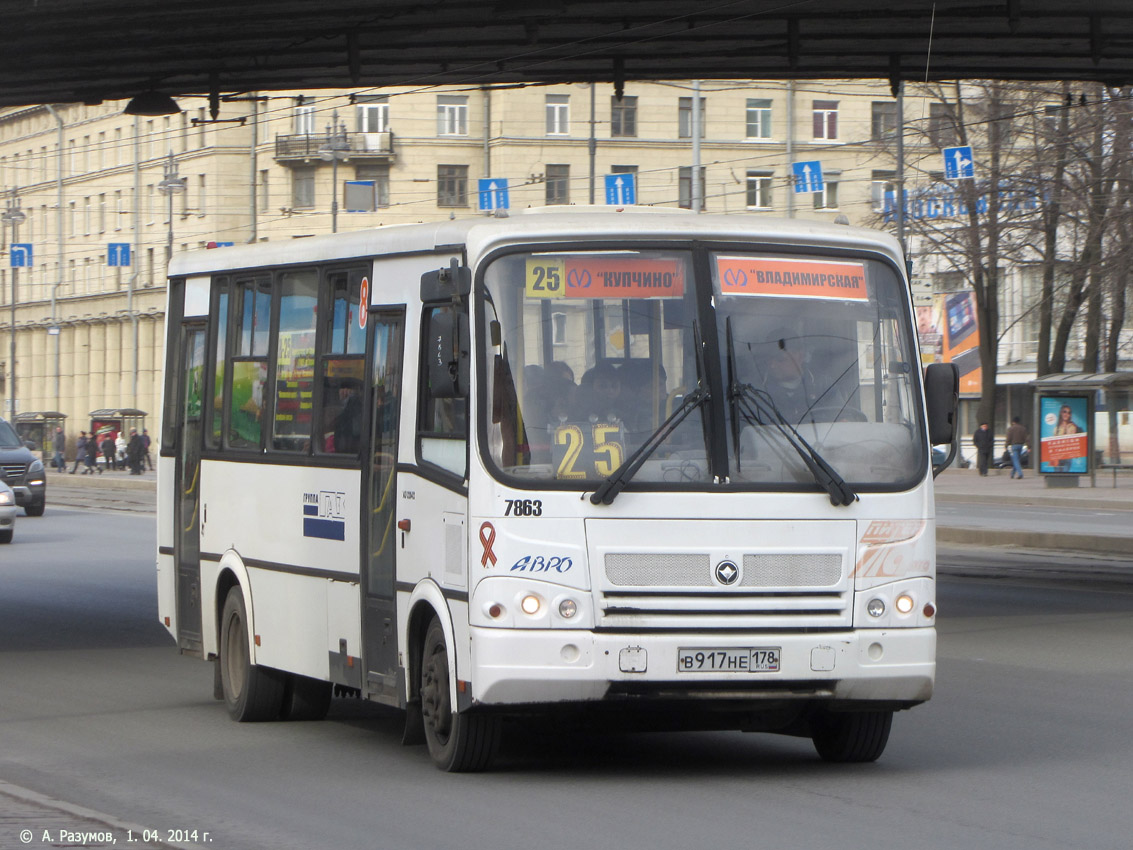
[715, 560, 739, 585]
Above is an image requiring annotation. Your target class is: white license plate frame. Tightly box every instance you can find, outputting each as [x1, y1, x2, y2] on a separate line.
[676, 647, 781, 673]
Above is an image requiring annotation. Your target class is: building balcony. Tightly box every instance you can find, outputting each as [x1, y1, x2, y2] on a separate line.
[274, 131, 395, 163]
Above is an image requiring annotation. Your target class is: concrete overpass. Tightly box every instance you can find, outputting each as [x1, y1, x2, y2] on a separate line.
[2, 1, 1133, 112]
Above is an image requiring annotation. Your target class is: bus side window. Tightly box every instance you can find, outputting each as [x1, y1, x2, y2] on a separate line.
[227, 277, 271, 450]
[418, 304, 468, 477]
[316, 268, 367, 455]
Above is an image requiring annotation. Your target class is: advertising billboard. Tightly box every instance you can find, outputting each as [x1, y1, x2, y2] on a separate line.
[1039, 395, 1090, 474]
[917, 291, 981, 395]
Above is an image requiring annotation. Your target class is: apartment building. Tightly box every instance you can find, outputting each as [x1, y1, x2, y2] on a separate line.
[0, 79, 1093, 446]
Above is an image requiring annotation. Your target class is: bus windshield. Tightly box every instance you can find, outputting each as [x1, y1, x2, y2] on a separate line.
[481, 246, 924, 491]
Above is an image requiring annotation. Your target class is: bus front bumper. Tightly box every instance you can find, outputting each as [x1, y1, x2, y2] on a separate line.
[470, 626, 935, 707]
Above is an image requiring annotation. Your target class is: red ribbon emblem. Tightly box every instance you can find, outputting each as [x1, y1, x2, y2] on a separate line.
[479, 522, 497, 567]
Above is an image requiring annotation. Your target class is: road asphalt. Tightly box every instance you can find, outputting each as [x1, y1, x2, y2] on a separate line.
[4, 464, 1128, 838]
[34, 462, 1132, 556]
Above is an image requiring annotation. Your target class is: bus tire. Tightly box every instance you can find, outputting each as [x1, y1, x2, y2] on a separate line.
[419, 617, 500, 772]
[219, 586, 285, 722]
[281, 673, 333, 721]
[812, 709, 893, 763]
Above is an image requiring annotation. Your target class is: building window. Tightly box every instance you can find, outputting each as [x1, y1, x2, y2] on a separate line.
[437, 164, 468, 207]
[611, 96, 637, 137]
[295, 104, 317, 135]
[355, 164, 391, 208]
[745, 171, 773, 209]
[552, 312, 567, 346]
[678, 97, 706, 139]
[357, 97, 389, 133]
[437, 95, 469, 136]
[871, 101, 898, 141]
[546, 94, 570, 135]
[678, 166, 707, 211]
[928, 103, 957, 148]
[545, 164, 570, 205]
[259, 170, 270, 213]
[813, 178, 839, 210]
[871, 170, 896, 212]
[745, 99, 772, 140]
[293, 166, 315, 209]
[813, 100, 838, 140]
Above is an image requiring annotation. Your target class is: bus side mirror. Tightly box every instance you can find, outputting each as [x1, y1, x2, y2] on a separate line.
[924, 362, 959, 445]
[421, 260, 471, 303]
[925, 362, 959, 475]
[426, 309, 470, 398]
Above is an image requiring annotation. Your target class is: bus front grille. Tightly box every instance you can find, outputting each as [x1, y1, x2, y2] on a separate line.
[600, 552, 850, 630]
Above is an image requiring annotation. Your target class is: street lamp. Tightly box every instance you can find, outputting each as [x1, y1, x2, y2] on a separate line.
[318, 111, 350, 233]
[157, 152, 187, 263]
[2, 192, 26, 416]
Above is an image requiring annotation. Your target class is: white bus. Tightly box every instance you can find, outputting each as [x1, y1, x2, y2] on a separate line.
[157, 209, 958, 771]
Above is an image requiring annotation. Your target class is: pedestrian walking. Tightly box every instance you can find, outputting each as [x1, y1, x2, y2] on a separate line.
[125, 428, 146, 475]
[85, 430, 100, 474]
[141, 428, 153, 470]
[101, 432, 118, 471]
[1005, 415, 1028, 479]
[973, 422, 994, 476]
[52, 427, 66, 473]
[70, 431, 88, 473]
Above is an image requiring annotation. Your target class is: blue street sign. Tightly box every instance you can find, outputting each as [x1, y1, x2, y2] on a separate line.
[791, 161, 824, 194]
[107, 243, 131, 267]
[214, 242, 235, 248]
[605, 173, 636, 205]
[9, 243, 32, 267]
[943, 146, 975, 180]
[478, 178, 510, 211]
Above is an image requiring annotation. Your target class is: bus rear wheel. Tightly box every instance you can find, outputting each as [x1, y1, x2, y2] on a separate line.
[419, 617, 500, 772]
[811, 709, 893, 763]
[219, 586, 285, 722]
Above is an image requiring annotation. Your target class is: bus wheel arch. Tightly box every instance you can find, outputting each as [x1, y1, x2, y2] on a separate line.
[217, 582, 285, 722]
[417, 613, 500, 771]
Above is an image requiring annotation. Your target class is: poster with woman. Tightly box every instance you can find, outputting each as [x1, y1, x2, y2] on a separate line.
[1039, 396, 1089, 474]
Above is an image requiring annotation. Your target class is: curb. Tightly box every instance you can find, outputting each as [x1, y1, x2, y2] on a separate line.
[0, 781, 197, 850]
[937, 526, 1131, 557]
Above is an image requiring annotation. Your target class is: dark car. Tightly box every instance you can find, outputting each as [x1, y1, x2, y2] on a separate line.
[0, 417, 46, 516]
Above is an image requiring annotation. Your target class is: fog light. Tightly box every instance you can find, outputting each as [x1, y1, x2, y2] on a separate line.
[521, 594, 541, 616]
[558, 598, 578, 619]
[867, 598, 885, 618]
[895, 593, 915, 615]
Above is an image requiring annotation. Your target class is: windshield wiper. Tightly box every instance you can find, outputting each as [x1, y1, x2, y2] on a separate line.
[591, 322, 710, 506]
[725, 320, 857, 507]
[589, 386, 708, 506]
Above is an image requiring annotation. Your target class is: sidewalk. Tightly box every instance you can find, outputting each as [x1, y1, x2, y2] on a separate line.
[40, 464, 1132, 555]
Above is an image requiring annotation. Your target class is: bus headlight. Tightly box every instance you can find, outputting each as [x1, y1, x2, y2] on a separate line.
[558, 598, 578, 619]
[520, 594, 542, 616]
[867, 598, 886, 618]
[895, 593, 916, 615]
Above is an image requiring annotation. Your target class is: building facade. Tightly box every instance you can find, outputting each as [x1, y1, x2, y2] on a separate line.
[0, 79, 1108, 454]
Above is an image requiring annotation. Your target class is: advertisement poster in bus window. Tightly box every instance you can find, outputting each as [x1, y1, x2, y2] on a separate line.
[276, 331, 316, 430]
[1039, 395, 1089, 474]
[934, 291, 981, 395]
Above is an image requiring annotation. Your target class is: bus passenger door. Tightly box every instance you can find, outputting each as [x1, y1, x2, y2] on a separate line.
[361, 309, 405, 702]
[175, 324, 207, 652]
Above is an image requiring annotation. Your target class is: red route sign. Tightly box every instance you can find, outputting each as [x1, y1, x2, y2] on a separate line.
[717, 256, 868, 300]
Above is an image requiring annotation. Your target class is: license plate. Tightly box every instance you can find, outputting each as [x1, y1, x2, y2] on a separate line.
[677, 647, 781, 673]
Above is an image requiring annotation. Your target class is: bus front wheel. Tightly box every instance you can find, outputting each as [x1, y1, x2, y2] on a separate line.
[811, 709, 893, 763]
[419, 617, 500, 772]
[219, 587, 285, 722]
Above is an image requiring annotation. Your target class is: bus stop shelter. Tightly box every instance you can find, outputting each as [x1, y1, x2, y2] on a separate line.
[1029, 372, 1133, 487]
[13, 412, 68, 460]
